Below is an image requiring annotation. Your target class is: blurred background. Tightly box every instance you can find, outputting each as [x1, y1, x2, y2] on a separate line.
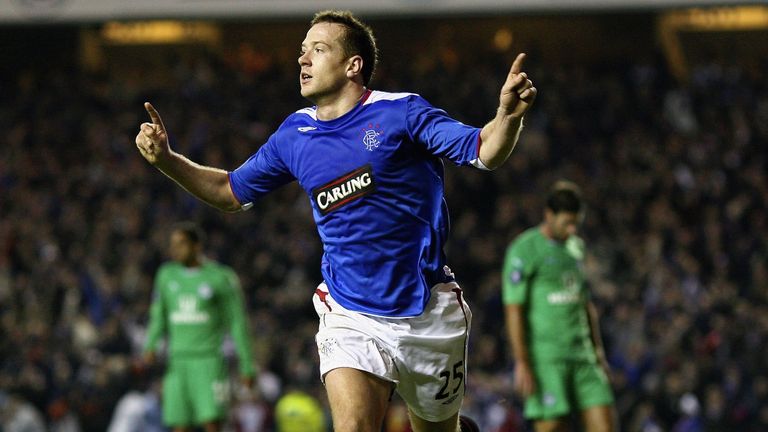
[1, 0, 767, 431]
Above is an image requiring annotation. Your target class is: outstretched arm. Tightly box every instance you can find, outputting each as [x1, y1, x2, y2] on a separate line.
[135, 102, 242, 212]
[478, 53, 537, 170]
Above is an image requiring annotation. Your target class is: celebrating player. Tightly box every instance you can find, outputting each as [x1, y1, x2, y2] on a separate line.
[135, 10, 535, 432]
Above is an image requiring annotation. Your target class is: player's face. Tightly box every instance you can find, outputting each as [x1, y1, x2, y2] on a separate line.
[169, 231, 198, 265]
[298, 22, 353, 102]
[545, 210, 582, 242]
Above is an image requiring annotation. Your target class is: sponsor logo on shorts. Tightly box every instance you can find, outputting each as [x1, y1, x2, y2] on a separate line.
[312, 165, 376, 215]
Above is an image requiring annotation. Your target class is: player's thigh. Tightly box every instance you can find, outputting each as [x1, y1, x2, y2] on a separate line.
[396, 282, 471, 423]
[186, 356, 229, 424]
[408, 409, 459, 432]
[324, 367, 393, 432]
[162, 362, 192, 427]
[580, 404, 617, 432]
[524, 361, 571, 420]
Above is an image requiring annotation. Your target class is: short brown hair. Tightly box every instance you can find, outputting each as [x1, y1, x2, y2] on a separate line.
[546, 180, 583, 214]
[172, 221, 205, 245]
[311, 10, 378, 86]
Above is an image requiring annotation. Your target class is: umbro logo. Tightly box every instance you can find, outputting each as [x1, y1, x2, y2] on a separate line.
[297, 126, 317, 132]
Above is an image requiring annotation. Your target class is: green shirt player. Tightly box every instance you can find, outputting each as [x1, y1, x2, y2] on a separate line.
[144, 222, 256, 432]
[502, 181, 617, 432]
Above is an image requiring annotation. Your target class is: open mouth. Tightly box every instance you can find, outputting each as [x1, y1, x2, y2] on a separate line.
[300, 73, 312, 84]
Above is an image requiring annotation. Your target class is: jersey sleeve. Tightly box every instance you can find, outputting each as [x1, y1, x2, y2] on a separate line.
[405, 95, 481, 166]
[502, 239, 536, 305]
[228, 133, 295, 207]
[144, 266, 168, 353]
[221, 267, 256, 377]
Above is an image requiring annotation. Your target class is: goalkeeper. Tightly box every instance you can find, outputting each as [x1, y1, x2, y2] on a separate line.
[144, 222, 256, 432]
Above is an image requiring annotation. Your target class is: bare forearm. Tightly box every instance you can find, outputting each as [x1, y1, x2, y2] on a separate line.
[587, 302, 607, 360]
[156, 151, 241, 212]
[479, 112, 524, 170]
[504, 304, 531, 364]
[135, 103, 240, 211]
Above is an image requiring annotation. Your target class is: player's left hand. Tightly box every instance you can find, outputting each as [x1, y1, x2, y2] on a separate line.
[498, 53, 537, 119]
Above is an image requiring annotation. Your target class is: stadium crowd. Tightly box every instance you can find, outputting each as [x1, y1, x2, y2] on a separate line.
[1, 21, 767, 432]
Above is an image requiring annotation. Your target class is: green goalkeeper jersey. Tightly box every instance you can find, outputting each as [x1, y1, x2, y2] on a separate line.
[502, 227, 595, 362]
[145, 260, 255, 377]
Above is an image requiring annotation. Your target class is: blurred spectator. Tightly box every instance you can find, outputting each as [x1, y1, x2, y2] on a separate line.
[47, 397, 82, 432]
[106, 364, 163, 432]
[230, 388, 270, 432]
[673, 392, 703, 432]
[0, 392, 47, 432]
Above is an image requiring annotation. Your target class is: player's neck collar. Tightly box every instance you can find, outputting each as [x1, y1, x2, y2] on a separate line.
[358, 88, 372, 105]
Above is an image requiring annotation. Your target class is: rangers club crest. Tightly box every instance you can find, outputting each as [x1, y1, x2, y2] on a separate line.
[360, 123, 384, 151]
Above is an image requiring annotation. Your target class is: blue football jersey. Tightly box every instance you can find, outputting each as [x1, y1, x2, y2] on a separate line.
[229, 90, 483, 317]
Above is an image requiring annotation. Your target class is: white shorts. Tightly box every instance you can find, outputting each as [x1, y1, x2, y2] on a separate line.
[312, 281, 472, 422]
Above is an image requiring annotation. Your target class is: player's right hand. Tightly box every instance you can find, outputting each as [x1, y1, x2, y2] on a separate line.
[513, 361, 537, 398]
[135, 102, 170, 166]
[498, 53, 536, 119]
